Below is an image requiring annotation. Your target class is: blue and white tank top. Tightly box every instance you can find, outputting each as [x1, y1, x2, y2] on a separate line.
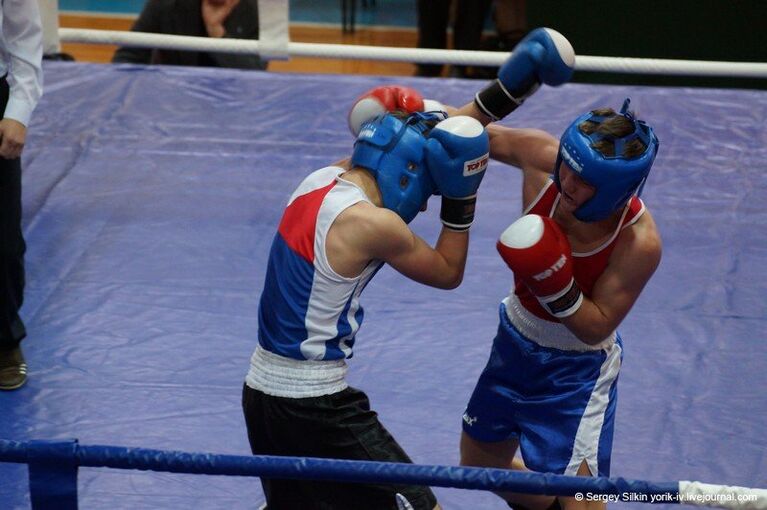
[257, 165, 381, 361]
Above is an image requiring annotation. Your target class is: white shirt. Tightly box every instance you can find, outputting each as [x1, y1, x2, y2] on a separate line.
[0, 0, 43, 127]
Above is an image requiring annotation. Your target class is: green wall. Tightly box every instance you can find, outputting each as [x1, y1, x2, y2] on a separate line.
[526, 0, 767, 89]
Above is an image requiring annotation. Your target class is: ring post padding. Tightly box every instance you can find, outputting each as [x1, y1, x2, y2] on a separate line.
[27, 439, 79, 510]
[257, 0, 290, 60]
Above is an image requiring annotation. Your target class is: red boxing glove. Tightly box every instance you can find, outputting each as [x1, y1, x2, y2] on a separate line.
[348, 85, 425, 136]
[497, 214, 583, 318]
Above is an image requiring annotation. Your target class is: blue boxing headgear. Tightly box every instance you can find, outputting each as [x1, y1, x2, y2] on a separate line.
[554, 98, 659, 222]
[350, 112, 441, 223]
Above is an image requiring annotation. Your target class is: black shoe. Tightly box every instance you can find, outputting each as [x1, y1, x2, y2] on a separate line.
[0, 346, 27, 390]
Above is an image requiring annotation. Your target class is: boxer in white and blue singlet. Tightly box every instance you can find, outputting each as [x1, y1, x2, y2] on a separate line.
[243, 88, 489, 510]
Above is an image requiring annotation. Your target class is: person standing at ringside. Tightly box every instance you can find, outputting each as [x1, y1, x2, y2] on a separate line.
[0, 0, 44, 390]
[450, 28, 662, 510]
[242, 87, 489, 509]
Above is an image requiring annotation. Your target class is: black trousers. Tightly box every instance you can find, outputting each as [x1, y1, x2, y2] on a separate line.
[243, 384, 437, 509]
[416, 0, 493, 76]
[0, 76, 26, 351]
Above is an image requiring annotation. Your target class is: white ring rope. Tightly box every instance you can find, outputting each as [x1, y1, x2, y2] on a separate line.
[59, 28, 767, 79]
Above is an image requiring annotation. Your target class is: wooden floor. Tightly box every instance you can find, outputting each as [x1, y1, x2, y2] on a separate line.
[60, 14, 421, 76]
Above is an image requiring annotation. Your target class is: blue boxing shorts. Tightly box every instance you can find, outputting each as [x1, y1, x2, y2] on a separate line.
[462, 303, 623, 477]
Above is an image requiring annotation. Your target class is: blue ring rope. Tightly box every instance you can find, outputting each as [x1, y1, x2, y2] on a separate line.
[0, 438, 677, 497]
[3, 439, 766, 510]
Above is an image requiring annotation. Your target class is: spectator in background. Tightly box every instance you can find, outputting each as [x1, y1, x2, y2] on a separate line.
[415, 0, 527, 79]
[493, 0, 527, 50]
[415, 0, 492, 78]
[112, 0, 267, 70]
[0, 0, 44, 390]
[472, 0, 528, 79]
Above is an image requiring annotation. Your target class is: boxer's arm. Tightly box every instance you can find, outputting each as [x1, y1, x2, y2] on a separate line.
[450, 102, 492, 126]
[368, 208, 469, 290]
[561, 212, 662, 343]
[487, 125, 557, 171]
[382, 227, 469, 290]
[327, 203, 468, 289]
[487, 125, 557, 208]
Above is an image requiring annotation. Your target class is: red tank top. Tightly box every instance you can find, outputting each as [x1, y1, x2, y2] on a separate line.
[514, 180, 645, 322]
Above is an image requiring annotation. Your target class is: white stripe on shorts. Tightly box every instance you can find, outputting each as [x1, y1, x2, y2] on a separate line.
[564, 341, 622, 475]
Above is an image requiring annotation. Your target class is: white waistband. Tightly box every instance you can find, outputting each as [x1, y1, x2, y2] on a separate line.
[245, 345, 349, 398]
[503, 293, 615, 352]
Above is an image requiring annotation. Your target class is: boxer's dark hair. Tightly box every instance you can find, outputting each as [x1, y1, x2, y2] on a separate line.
[578, 108, 646, 158]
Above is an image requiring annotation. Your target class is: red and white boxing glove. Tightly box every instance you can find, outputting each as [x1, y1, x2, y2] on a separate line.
[496, 214, 583, 318]
[348, 85, 447, 136]
[348, 85, 424, 136]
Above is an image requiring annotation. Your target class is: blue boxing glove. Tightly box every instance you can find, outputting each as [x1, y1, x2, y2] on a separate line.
[425, 116, 489, 231]
[475, 27, 575, 121]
